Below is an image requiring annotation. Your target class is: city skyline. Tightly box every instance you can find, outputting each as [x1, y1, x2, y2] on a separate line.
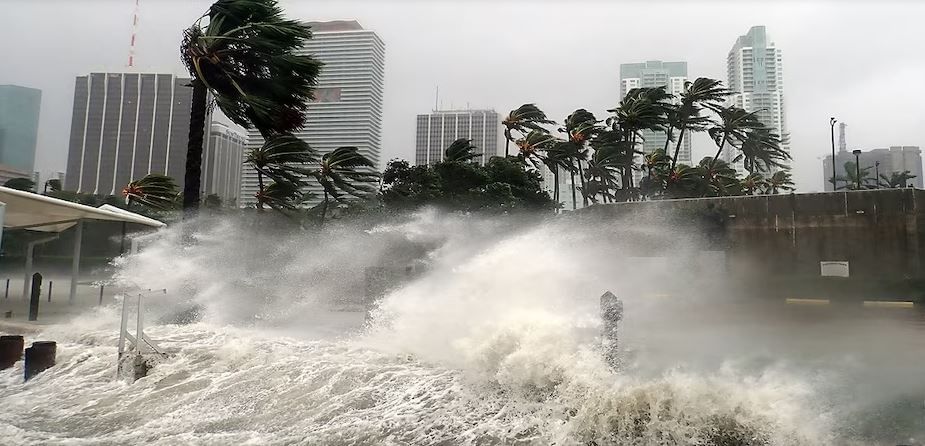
[2, 1, 923, 193]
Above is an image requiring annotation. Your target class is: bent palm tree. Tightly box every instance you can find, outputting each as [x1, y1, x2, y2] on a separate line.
[180, 0, 321, 212]
[310, 147, 379, 225]
[444, 138, 480, 163]
[765, 170, 795, 194]
[732, 128, 789, 174]
[879, 171, 916, 188]
[741, 173, 767, 195]
[244, 134, 317, 210]
[563, 109, 602, 206]
[670, 78, 730, 170]
[609, 87, 672, 191]
[707, 106, 765, 169]
[540, 139, 571, 206]
[516, 130, 557, 170]
[502, 104, 554, 157]
[122, 174, 179, 210]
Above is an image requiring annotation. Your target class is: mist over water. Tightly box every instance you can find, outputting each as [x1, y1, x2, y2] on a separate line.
[2, 209, 924, 445]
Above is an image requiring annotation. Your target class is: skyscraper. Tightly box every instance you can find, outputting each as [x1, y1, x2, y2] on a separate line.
[724, 26, 789, 175]
[619, 61, 691, 181]
[415, 109, 500, 165]
[203, 122, 245, 206]
[0, 84, 42, 173]
[240, 20, 385, 207]
[64, 72, 195, 195]
[823, 146, 923, 191]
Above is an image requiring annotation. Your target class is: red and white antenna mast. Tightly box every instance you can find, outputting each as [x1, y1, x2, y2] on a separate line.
[127, 0, 140, 67]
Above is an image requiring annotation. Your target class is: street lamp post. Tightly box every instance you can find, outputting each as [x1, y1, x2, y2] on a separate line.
[875, 161, 880, 189]
[830, 117, 838, 191]
[852, 149, 862, 190]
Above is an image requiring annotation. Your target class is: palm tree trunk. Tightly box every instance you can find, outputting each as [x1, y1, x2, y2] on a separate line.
[320, 191, 329, 226]
[670, 127, 686, 170]
[182, 78, 207, 216]
[569, 167, 577, 211]
[709, 134, 728, 169]
[256, 170, 265, 211]
[553, 167, 560, 205]
[577, 159, 588, 207]
[505, 137, 511, 158]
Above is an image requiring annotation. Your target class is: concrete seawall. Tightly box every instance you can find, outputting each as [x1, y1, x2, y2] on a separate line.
[580, 189, 925, 284]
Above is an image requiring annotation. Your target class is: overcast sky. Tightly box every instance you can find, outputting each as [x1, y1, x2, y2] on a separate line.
[2, 0, 923, 191]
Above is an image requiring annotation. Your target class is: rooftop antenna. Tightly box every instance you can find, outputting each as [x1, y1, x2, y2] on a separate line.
[434, 85, 439, 111]
[127, 0, 140, 67]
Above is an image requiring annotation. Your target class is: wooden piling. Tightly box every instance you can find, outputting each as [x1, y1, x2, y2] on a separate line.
[0, 335, 24, 369]
[24, 341, 56, 381]
[28, 273, 42, 322]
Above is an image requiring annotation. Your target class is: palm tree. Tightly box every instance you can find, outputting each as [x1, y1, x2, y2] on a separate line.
[608, 87, 672, 191]
[732, 128, 789, 174]
[502, 104, 554, 157]
[832, 161, 874, 190]
[180, 0, 321, 212]
[879, 170, 916, 188]
[697, 157, 740, 197]
[516, 130, 557, 170]
[310, 147, 379, 225]
[256, 180, 305, 211]
[244, 134, 317, 210]
[563, 109, 602, 206]
[664, 164, 705, 199]
[670, 78, 731, 170]
[765, 170, 795, 194]
[583, 144, 623, 204]
[707, 106, 765, 169]
[444, 138, 480, 163]
[540, 139, 571, 206]
[741, 173, 767, 195]
[122, 174, 179, 210]
[639, 148, 671, 199]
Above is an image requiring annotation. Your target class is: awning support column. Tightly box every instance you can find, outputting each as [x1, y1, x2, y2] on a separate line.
[69, 220, 83, 304]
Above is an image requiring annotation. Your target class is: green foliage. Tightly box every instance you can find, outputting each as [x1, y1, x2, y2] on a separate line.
[122, 174, 180, 210]
[879, 170, 915, 188]
[443, 138, 480, 163]
[502, 104, 555, 157]
[4, 177, 35, 191]
[46, 179, 62, 192]
[181, 0, 322, 136]
[382, 157, 554, 213]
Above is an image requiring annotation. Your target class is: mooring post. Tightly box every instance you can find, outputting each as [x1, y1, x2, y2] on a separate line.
[4, 278, 8, 298]
[600, 291, 623, 367]
[28, 273, 42, 322]
[24, 341, 56, 381]
[98, 284, 104, 306]
[47, 280, 53, 303]
[0, 335, 24, 369]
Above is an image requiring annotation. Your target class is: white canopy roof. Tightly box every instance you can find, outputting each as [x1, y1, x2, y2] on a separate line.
[0, 186, 166, 232]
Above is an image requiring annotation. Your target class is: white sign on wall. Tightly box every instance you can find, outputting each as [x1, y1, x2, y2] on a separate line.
[820, 261, 850, 277]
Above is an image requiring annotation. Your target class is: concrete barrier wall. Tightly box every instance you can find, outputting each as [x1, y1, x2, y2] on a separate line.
[583, 189, 924, 280]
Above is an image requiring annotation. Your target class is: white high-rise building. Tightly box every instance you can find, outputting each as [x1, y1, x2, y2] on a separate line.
[240, 20, 384, 207]
[415, 109, 500, 165]
[724, 26, 789, 175]
[619, 61, 691, 185]
[203, 122, 245, 207]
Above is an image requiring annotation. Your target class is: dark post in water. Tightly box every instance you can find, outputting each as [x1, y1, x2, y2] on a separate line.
[600, 291, 623, 367]
[0, 335, 24, 369]
[28, 273, 42, 321]
[24, 341, 56, 381]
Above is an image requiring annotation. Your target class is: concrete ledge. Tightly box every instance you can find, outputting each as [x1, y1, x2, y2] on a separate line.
[862, 301, 915, 308]
[785, 298, 831, 305]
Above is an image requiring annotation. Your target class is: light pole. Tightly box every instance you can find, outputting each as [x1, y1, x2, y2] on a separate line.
[852, 149, 862, 190]
[830, 117, 838, 191]
[874, 161, 880, 189]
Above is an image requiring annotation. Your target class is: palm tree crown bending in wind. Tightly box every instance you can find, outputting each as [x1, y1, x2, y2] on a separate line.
[180, 0, 321, 213]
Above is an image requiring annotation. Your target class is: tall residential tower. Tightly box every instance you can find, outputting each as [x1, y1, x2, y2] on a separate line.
[619, 61, 691, 171]
[240, 20, 385, 207]
[724, 26, 790, 174]
[415, 109, 500, 165]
